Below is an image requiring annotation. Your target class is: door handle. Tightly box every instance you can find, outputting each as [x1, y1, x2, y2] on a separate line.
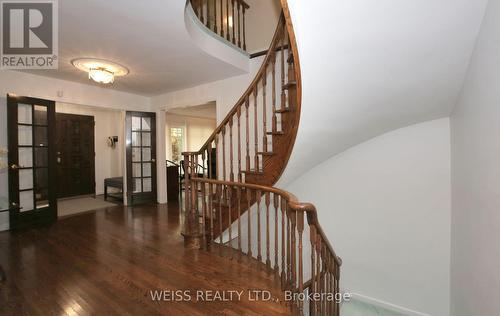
[151, 158, 156, 163]
[10, 164, 19, 170]
[11, 202, 22, 210]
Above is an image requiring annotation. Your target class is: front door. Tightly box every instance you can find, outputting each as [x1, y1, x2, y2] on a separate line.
[56, 113, 95, 198]
[126, 112, 157, 205]
[7, 95, 57, 230]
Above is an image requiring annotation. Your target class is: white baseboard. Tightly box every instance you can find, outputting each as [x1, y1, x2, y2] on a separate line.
[348, 292, 431, 316]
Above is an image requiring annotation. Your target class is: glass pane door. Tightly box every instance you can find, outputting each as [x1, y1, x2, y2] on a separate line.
[127, 112, 156, 205]
[8, 95, 57, 230]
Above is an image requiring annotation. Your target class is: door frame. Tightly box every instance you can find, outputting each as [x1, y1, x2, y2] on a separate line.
[126, 111, 157, 205]
[7, 94, 57, 230]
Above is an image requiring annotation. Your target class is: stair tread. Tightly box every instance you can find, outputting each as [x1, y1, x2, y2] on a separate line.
[257, 151, 274, 156]
[266, 131, 284, 135]
[241, 169, 264, 174]
[282, 81, 297, 90]
[275, 108, 291, 113]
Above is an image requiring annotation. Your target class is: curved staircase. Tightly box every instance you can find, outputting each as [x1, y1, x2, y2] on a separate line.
[183, 1, 341, 315]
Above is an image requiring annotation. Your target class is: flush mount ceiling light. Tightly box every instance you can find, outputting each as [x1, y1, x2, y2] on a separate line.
[71, 58, 129, 85]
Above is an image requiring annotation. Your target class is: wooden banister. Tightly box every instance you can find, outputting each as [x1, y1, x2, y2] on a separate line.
[189, 177, 342, 315]
[182, 1, 341, 314]
[186, 14, 286, 156]
[190, 0, 249, 51]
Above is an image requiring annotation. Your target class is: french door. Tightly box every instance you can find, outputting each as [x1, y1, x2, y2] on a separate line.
[7, 95, 57, 230]
[126, 111, 157, 205]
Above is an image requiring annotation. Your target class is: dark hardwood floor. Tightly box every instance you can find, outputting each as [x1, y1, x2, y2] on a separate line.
[0, 203, 292, 315]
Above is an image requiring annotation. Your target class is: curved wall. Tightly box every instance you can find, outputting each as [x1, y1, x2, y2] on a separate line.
[286, 118, 451, 316]
[280, 0, 487, 186]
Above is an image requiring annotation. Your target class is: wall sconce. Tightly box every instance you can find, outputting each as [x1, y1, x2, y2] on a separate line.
[107, 136, 119, 148]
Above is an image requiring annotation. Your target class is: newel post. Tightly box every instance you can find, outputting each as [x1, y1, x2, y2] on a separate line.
[182, 152, 203, 249]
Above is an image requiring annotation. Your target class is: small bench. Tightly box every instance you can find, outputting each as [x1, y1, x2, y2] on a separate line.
[104, 177, 123, 201]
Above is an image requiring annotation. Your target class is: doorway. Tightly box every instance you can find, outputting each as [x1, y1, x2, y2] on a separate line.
[56, 113, 95, 198]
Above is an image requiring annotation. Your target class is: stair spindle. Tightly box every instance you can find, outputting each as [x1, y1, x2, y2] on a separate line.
[297, 210, 304, 314]
[213, 0, 217, 33]
[237, 2, 241, 48]
[280, 27, 286, 112]
[237, 186, 242, 255]
[281, 196, 286, 287]
[265, 192, 271, 268]
[242, 6, 246, 51]
[253, 88, 259, 170]
[245, 97, 250, 172]
[201, 181, 207, 249]
[274, 193, 279, 271]
[272, 54, 277, 133]
[237, 105, 242, 182]
[231, 0, 236, 44]
[218, 184, 223, 244]
[262, 66, 268, 152]
[229, 118, 234, 182]
[228, 184, 232, 254]
[256, 190, 262, 262]
[226, 0, 230, 41]
[209, 182, 214, 243]
[220, 0, 224, 38]
[222, 128, 226, 182]
[246, 188, 252, 257]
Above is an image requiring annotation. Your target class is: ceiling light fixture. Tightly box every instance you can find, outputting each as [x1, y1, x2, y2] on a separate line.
[71, 58, 129, 85]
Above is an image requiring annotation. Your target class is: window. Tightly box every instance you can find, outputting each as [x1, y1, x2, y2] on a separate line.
[170, 127, 184, 163]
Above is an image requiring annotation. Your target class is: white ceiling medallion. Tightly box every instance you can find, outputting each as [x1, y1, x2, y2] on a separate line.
[71, 58, 129, 85]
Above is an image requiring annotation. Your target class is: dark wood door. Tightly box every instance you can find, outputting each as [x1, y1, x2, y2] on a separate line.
[126, 111, 157, 205]
[55, 113, 95, 198]
[7, 95, 57, 230]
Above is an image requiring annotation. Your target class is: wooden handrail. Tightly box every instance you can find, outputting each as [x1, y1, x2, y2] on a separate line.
[189, 177, 342, 315]
[190, 177, 342, 266]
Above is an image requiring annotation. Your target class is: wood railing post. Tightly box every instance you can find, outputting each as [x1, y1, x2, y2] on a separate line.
[220, 0, 224, 38]
[213, 0, 217, 33]
[242, 5, 247, 50]
[297, 209, 304, 314]
[231, 0, 236, 44]
[237, 2, 241, 48]
[237, 105, 242, 182]
[182, 153, 204, 249]
[262, 66, 268, 152]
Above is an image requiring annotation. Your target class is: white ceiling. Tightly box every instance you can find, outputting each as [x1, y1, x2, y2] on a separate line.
[23, 0, 247, 96]
[280, 0, 490, 185]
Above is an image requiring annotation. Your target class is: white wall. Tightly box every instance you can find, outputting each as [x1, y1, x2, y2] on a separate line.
[450, 0, 500, 315]
[0, 70, 150, 231]
[245, 0, 282, 53]
[56, 103, 124, 196]
[285, 118, 451, 316]
[165, 113, 216, 161]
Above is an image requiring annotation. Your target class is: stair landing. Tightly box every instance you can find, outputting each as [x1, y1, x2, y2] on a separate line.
[0, 203, 294, 316]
